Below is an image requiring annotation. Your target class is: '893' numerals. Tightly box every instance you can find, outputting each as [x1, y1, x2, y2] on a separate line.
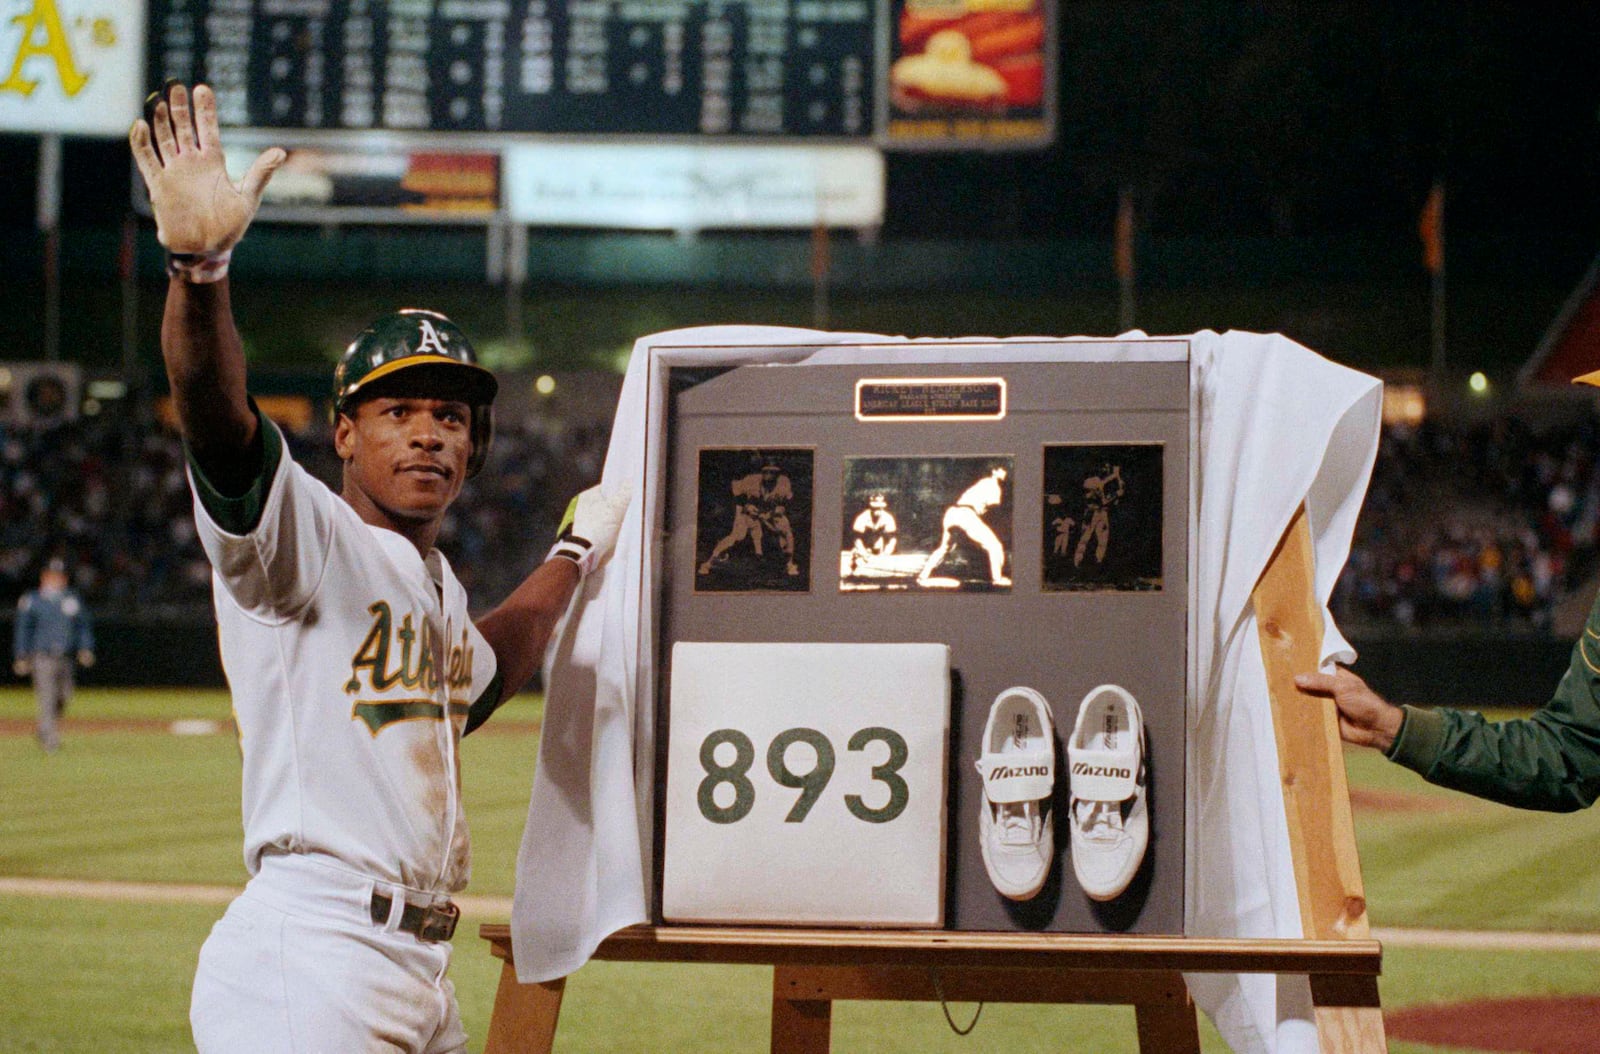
[697, 727, 909, 825]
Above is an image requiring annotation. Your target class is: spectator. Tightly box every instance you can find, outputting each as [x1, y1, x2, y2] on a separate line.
[0, 405, 609, 619]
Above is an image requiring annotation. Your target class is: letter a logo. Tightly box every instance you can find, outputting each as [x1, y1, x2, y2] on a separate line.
[2, 0, 90, 98]
[414, 318, 448, 355]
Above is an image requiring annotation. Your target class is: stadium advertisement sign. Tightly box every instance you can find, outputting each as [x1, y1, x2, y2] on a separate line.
[883, 0, 1053, 149]
[0, 0, 144, 136]
[504, 142, 885, 230]
[130, 138, 503, 223]
[228, 142, 500, 219]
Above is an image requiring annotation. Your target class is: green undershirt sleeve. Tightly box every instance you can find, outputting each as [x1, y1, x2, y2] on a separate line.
[463, 669, 507, 737]
[184, 402, 284, 536]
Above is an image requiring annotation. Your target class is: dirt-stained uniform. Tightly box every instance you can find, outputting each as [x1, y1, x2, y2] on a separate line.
[130, 79, 627, 1054]
[187, 412, 500, 1052]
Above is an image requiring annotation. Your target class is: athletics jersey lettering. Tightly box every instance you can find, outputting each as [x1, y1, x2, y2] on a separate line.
[346, 600, 475, 733]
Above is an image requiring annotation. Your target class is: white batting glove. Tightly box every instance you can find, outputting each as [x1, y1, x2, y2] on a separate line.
[129, 82, 285, 278]
[548, 484, 631, 578]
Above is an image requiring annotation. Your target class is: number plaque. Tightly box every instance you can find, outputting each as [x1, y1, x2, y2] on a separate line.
[662, 642, 950, 926]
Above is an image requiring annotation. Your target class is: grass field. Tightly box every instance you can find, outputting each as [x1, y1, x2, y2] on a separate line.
[3, 688, 1598, 1053]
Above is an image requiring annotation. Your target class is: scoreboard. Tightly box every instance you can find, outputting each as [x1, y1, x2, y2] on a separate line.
[151, 0, 875, 138]
[146, 0, 1052, 147]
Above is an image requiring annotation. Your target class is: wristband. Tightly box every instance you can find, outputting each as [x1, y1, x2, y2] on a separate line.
[547, 535, 599, 578]
[167, 248, 232, 284]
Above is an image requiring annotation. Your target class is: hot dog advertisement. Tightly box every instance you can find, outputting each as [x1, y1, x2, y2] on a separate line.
[885, 0, 1053, 149]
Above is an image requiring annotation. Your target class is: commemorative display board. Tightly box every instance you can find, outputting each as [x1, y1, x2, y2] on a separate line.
[652, 344, 1190, 934]
[144, 0, 1053, 148]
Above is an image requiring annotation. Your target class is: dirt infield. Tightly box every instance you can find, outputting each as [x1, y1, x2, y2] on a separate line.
[1348, 786, 1466, 813]
[3, 878, 1597, 1051]
[1387, 995, 1600, 1053]
[0, 717, 202, 736]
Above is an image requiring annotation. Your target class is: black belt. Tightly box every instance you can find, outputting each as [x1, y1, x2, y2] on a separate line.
[369, 891, 459, 943]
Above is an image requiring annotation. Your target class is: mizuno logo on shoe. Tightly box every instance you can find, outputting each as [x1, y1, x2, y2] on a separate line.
[1072, 763, 1131, 779]
[987, 764, 1050, 780]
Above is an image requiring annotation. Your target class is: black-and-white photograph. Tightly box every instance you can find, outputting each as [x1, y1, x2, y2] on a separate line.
[1043, 444, 1164, 592]
[840, 455, 1013, 592]
[694, 448, 813, 593]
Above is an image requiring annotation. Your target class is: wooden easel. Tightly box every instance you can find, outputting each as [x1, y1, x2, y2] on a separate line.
[480, 507, 1388, 1052]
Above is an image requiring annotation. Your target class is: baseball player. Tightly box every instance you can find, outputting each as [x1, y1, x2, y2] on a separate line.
[1073, 462, 1123, 567]
[131, 82, 628, 1053]
[917, 465, 1011, 586]
[698, 456, 799, 576]
[849, 493, 898, 572]
[12, 558, 95, 753]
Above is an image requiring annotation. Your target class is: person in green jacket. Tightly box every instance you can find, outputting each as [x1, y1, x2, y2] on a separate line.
[1294, 601, 1600, 813]
[1300, 367, 1600, 813]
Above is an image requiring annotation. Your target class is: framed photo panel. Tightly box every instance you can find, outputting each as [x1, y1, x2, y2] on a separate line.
[839, 455, 1014, 593]
[694, 447, 814, 593]
[1042, 443, 1164, 592]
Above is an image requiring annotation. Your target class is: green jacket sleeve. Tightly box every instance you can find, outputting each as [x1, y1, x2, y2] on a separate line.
[1387, 596, 1600, 813]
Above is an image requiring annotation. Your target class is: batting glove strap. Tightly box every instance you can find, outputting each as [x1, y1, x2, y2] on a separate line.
[547, 484, 630, 579]
[167, 248, 233, 284]
[547, 535, 601, 578]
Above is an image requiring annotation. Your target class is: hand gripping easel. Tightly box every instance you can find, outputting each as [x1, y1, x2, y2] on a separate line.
[479, 507, 1387, 1052]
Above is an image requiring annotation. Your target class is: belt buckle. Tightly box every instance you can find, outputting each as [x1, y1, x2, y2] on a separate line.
[418, 900, 459, 943]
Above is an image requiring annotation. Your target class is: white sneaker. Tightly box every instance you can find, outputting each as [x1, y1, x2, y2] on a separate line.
[1068, 684, 1148, 901]
[974, 686, 1056, 901]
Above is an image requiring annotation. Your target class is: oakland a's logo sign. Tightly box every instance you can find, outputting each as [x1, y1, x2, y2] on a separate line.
[345, 601, 473, 733]
[2, 0, 119, 99]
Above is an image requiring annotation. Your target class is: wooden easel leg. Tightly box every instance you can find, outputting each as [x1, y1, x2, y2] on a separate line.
[1311, 976, 1387, 1052]
[483, 961, 566, 1054]
[1257, 508, 1390, 1054]
[1134, 1000, 1201, 1052]
[771, 966, 832, 1054]
[1315, 1007, 1388, 1053]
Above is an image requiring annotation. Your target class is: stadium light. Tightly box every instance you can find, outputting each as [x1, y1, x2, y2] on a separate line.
[1468, 371, 1490, 395]
[535, 375, 557, 396]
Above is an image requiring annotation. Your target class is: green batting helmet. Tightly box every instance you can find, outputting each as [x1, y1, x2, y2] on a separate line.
[333, 309, 498, 477]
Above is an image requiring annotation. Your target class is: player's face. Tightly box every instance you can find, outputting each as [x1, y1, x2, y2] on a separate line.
[336, 396, 473, 525]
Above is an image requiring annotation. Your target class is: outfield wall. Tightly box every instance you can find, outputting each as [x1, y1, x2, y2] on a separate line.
[0, 615, 1572, 707]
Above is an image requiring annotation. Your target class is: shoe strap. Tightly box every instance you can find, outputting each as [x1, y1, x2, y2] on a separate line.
[1068, 746, 1139, 801]
[976, 752, 1054, 804]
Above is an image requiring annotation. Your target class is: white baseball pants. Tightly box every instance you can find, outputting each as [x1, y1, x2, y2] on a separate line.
[190, 852, 467, 1054]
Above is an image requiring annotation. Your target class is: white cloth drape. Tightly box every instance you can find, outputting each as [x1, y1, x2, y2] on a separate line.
[509, 326, 1381, 1054]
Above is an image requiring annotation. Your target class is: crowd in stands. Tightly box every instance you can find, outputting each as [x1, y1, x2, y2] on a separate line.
[0, 405, 608, 619]
[2, 404, 1597, 635]
[1333, 415, 1599, 633]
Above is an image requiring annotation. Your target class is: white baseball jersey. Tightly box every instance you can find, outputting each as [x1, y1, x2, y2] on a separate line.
[191, 418, 498, 894]
[956, 473, 1003, 513]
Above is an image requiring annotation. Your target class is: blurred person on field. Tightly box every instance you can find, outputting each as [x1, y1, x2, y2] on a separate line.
[11, 558, 95, 753]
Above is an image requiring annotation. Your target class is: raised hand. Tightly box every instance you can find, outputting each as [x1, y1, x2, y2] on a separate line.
[128, 82, 285, 256]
